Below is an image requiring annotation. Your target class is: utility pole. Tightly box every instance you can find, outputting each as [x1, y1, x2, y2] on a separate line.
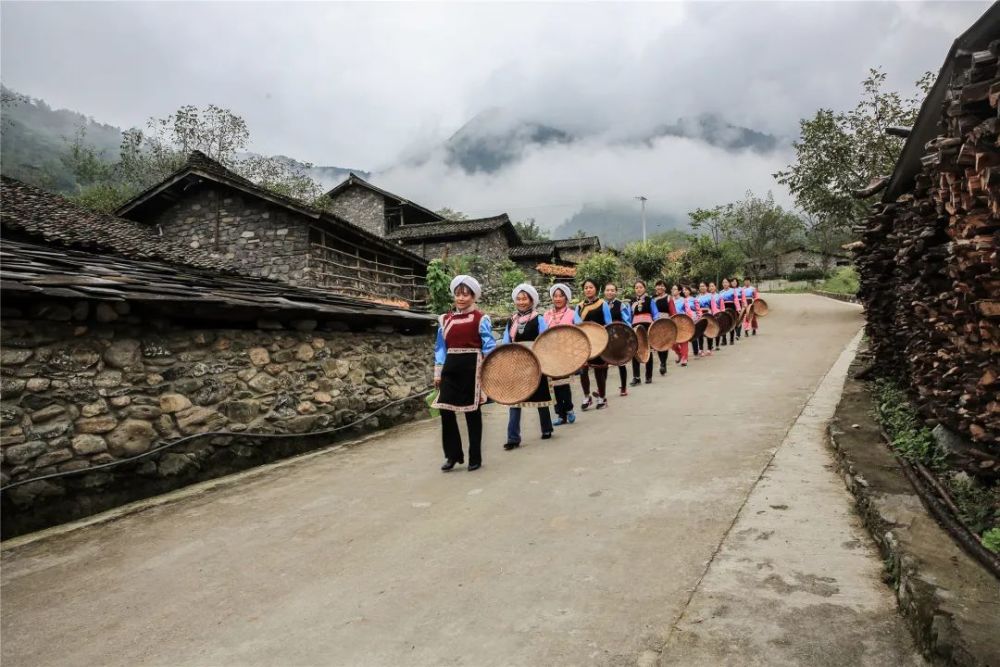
[634, 196, 648, 242]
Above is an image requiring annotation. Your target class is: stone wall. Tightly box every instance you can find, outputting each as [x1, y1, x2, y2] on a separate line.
[145, 186, 312, 285]
[405, 230, 516, 303]
[0, 298, 434, 537]
[325, 185, 386, 237]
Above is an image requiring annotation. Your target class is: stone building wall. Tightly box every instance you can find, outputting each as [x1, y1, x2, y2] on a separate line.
[406, 230, 517, 304]
[146, 186, 312, 285]
[0, 298, 434, 537]
[325, 185, 386, 237]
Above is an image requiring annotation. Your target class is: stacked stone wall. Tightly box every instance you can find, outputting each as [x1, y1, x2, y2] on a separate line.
[0, 298, 433, 537]
[324, 185, 386, 237]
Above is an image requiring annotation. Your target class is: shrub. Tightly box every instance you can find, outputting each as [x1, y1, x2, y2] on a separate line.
[575, 252, 622, 293]
[819, 267, 859, 295]
[426, 259, 453, 314]
[983, 528, 1000, 553]
[872, 379, 945, 468]
[622, 241, 670, 282]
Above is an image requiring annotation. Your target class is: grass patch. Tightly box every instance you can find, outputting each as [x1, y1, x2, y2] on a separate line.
[872, 378, 999, 544]
[818, 267, 858, 295]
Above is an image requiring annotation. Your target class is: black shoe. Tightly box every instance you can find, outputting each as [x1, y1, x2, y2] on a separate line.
[645, 377, 653, 384]
[659, 364, 667, 376]
[752, 330, 756, 336]
[441, 459, 457, 471]
[541, 432, 552, 440]
[468, 462, 482, 471]
[503, 442, 520, 450]
[629, 378, 642, 387]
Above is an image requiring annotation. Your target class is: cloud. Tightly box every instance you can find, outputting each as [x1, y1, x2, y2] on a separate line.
[377, 130, 793, 233]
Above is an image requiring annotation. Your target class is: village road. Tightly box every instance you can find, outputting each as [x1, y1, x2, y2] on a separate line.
[1, 294, 919, 666]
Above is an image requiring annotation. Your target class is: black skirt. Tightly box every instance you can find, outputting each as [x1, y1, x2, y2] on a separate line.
[433, 350, 483, 413]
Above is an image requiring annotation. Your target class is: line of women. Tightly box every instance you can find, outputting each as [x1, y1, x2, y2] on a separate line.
[431, 273, 760, 472]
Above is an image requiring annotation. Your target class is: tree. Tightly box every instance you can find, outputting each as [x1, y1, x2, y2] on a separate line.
[679, 235, 744, 285]
[63, 104, 327, 212]
[514, 218, 549, 242]
[575, 252, 622, 293]
[774, 68, 931, 230]
[803, 213, 852, 271]
[435, 207, 468, 221]
[622, 241, 670, 282]
[722, 191, 804, 275]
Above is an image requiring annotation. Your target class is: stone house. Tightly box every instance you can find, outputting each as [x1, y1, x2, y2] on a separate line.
[751, 247, 851, 277]
[323, 173, 445, 238]
[0, 178, 434, 537]
[509, 241, 562, 285]
[553, 236, 601, 264]
[386, 214, 523, 266]
[115, 152, 429, 307]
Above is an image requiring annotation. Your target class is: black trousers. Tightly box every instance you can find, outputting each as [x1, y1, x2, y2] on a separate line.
[580, 367, 608, 397]
[632, 356, 654, 381]
[440, 408, 482, 465]
[691, 336, 701, 356]
[702, 335, 713, 351]
[657, 350, 669, 367]
[618, 365, 628, 389]
[553, 384, 574, 417]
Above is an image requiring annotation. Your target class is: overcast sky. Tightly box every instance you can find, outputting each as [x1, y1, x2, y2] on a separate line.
[1, 1, 990, 229]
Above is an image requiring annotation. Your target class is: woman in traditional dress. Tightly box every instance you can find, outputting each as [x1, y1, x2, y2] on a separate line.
[742, 277, 759, 336]
[670, 284, 693, 367]
[731, 276, 745, 340]
[629, 279, 659, 386]
[720, 278, 739, 346]
[708, 281, 725, 349]
[501, 283, 553, 450]
[682, 285, 703, 358]
[543, 283, 582, 425]
[433, 275, 496, 472]
[696, 281, 715, 356]
[576, 278, 613, 410]
[653, 279, 673, 376]
[603, 282, 633, 396]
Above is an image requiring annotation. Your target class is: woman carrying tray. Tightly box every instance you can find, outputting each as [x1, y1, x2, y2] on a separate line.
[629, 279, 659, 386]
[670, 284, 694, 367]
[695, 282, 715, 356]
[603, 282, 633, 397]
[720, 278, 739, 346]
[433, 275, 496, 472]
[653, 279, 674, 376]
[742, 277, 759, 336]
[543, 283, 582, 426]
[501, 283, 554, 450]
[576, 278, 613, 410]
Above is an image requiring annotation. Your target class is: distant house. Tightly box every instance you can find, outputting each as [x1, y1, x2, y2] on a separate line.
[553, 236, 601, 264]
[751, 247, 851, 278]
[114, 152, 428, 307]
[323, 173, 444, 238]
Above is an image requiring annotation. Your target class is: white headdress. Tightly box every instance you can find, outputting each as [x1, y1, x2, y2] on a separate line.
[549, 283, 572, 301]
[511, 283, 539, 306]
[449, 274, 481, 300]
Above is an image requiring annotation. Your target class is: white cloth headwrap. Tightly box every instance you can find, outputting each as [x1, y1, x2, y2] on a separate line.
[449, 274, 481, 300]
[511, 283, 539, 306]
[549, 283, 572, 301]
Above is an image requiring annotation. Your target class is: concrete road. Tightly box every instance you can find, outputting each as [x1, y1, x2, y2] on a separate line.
[1, 294, 919, 666]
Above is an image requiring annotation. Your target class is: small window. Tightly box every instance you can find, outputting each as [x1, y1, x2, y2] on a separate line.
[836, 260, 850, 266]
[793, 262, 809, 269]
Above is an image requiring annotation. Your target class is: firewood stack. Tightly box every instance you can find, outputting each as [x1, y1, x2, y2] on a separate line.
[855, 43, 1000, 481]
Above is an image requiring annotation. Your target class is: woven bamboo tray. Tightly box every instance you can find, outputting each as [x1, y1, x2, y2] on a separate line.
[603, 322, 638, 366]
[480, 344, 542, 405]
[671, 314, 696, 344]
[648, 317, 678, 351]
[578, 321, 609, 358]
[751, 298, 769, 317]
[533, 324, 590, 378]
[633, 324, 650, 363]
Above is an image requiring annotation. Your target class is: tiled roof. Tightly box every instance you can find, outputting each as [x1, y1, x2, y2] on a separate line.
[0, 176, 231, 271]
[1, 237, 433, 325]
[553, 236, 601, 251]
[509, 241, 556, 259]
[536, 263, 576, 278]
[386, 214, 516, 242]
[114, 151, 428, 267]
[325, 173, 444, 222]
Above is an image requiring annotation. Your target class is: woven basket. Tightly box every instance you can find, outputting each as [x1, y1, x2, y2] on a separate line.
[751, 298, 769, 317]
[578, 321, 609, 358]
[480, 343, 542, 405]
[703, 315, 721, 339]
[694, 317, 709, 338]
[633, 324, 650, 363]
[715, 311, 734, 334]
[648, 317, 678, 351]
[533, 324, 591, 378]
[603, 322, 638, 366]
[671, 314, 696, 344]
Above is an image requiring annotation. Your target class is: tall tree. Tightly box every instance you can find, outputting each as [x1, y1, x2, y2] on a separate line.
[722, 191, 804, 274]
[514, 218, 549, 242]
[774, 68, 932, 230]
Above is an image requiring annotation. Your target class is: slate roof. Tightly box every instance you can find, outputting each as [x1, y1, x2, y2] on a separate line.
[386, 214, 520, 243]
[509, 241, 556, 259]
[1, 237, 433, 326]
[0, 176, 231, 271]
[324, 173, 445, 222]
[114, 151, 428, 268]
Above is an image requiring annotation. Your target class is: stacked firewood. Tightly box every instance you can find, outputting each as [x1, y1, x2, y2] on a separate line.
[855, 45, 1000, 480]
